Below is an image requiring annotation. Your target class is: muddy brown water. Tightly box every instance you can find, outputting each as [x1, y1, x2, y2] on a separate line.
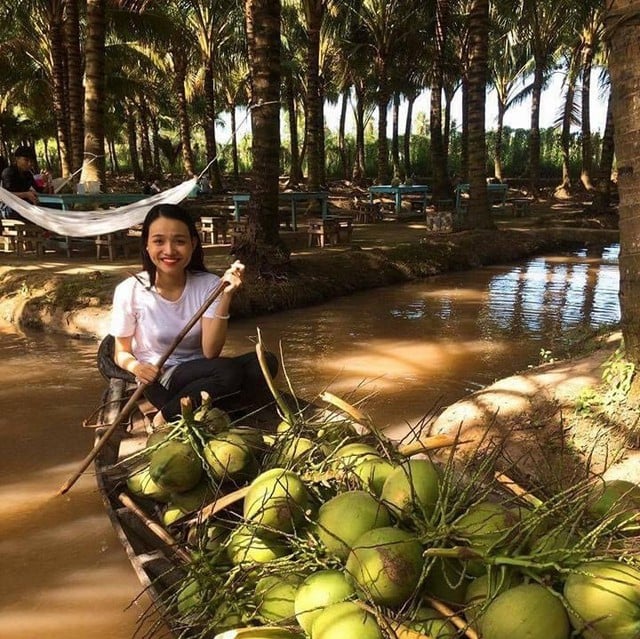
[0, 244, 620, 638]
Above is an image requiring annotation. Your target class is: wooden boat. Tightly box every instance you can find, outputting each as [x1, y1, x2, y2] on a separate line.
[93, 377, 187, 636]
[92, 374, 314, 638]
[90, 365, 466, 639]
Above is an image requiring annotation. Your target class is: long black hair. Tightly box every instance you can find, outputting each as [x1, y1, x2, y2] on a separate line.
[140, 203, 207, 287]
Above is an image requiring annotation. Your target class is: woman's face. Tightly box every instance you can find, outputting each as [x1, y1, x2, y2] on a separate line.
[146, 216, 196, 277]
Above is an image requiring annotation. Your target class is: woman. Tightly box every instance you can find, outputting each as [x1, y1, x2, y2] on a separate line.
[110, 203, 277, 427]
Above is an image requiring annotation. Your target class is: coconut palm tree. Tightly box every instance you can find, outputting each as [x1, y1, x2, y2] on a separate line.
[81, 0, 106, 185]
[488, 1, 530, 182]
[606, 0, 640, 365]
[463, 0, 492, 230]
[238, 0, 289, 274]
[517, 0, 578, 195]
[63, 0, 84, 173]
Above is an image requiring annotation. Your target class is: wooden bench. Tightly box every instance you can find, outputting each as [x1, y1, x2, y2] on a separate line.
[199, 216, 229, 244]
[0, 220, 46, 256]
[95, 230, 136, 261]
[352, 199, 382, 223]
[307, 218, 339, 247]
[510, 198, 532, 217]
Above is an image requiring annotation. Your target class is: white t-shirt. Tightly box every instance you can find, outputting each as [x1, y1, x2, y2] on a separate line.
[110, 270, 222, 368]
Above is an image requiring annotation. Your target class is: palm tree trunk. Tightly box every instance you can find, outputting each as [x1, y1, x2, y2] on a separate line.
[352, 81, 366, 183]
[592, 90, 614, 213]
[608, 0, 640, 364]
[126, 103, 142, 181]
[138, 101, 153, 176]
[404, 96, 414, 179]
[240, 0, 288, 274]
[431, 0, 451, 198]
[229, 106, 239, 180]
[284, 74, 302, 185]
[305, 1, 324, 190]
[465, 0, 493, 230]
[64, 0, 84, 173]
[204, 61, 223, 191]
[376, 91, 390, 184]
[50, 5, 72, 177]
[338, 88, 349, 179]
[581, 41, 595, 190]
[494, 99, 506, 180]
[173, 49, 194, 177]
[430, 84, 448, 198]
[391, 92, 401, 179]
[557, 56, 578, 196]
[528, 63, 544, 195]
[81, 0, 106, 185]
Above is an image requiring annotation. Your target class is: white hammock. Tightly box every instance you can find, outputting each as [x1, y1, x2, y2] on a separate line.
[0, 177, 198, 237]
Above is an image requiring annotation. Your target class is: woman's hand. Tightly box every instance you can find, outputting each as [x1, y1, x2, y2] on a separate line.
[222, 260, 245, 294]
[131, 361, 161, 385]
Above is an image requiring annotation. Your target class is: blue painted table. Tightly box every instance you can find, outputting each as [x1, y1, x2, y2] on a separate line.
[231, 191, 330, 231]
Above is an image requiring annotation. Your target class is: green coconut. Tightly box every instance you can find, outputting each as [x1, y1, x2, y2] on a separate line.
[453, 500, 518, 575]
[162, 480, 216, 526]
[315, 490, 391, 560]
[230, 426, 266, 452]
[274, 436, 316, 466]
[243, 468, 308, 537]
[227, 524, 289, 566]
[186, 523, 228, 551]
[529, 527, 580, 565]
[176, 578, 204, 616]
[480, 583, 570, 639]
[198, 405, 231, 431]
[145, 428, 171, 449]
[149, 440, 202, 493]
[345, 526, 424, 608]
[409, 606, 458, 638]
[255, 573, 303, 622]
[563, 560, 640, 639]
[463, 570, 522, 632]
[353, 457, 395, 496]
[587, 479, 640, 531]
[126, 465, 171, 502]
[330, 442, 381, 470]
[310, 601, 383, 639]
[380, 458, 440, 521]
[422, 557, 470, 606]
[203, 431, 256, 480]
[294, 569, 355, 634]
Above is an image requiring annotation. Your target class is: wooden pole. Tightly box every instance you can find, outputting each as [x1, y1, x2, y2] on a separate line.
[57, 271, 235, 496]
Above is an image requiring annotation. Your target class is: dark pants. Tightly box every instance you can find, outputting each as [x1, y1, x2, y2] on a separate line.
[144, 351, 278, 420]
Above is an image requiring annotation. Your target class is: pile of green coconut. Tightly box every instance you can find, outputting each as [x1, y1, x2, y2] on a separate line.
[122, 384, 640, 639]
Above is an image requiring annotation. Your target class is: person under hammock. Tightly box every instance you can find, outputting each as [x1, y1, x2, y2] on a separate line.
[1, 146, 51, 213]
[109, 202, 277, 428]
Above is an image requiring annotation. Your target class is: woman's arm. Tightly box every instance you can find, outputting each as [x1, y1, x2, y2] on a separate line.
[113, 335, 160, 384]
[201, 262, 244, 359]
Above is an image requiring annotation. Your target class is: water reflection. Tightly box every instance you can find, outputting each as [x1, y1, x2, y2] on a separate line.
[226, 244, 620, 428]
[0, 244, 620, 638]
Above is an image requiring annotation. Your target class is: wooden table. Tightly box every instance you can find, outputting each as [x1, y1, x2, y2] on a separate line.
[368, 184, 431, 214]
[231, 191, 330, 231]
